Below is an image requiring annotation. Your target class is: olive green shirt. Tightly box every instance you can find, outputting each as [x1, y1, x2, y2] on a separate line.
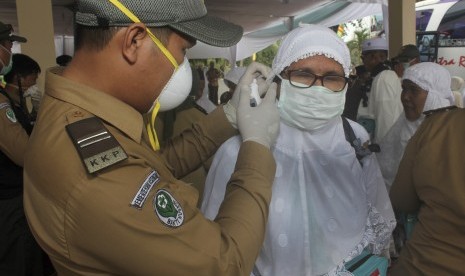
[0, 88, 28, 166]
[390, 108, 465, 275]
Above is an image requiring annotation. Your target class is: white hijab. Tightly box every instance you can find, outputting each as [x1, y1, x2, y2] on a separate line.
[378, 62, 455, 191]
[272, 23, 351, 78]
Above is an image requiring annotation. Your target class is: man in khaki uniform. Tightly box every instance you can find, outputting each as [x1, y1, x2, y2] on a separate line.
[390, 107, 465, 275]
[23, 0, 280, 275]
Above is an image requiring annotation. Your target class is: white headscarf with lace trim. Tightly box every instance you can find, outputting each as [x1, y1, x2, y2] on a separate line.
[272, 24, 351, 78]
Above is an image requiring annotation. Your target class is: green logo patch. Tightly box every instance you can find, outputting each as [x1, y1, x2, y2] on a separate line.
[5, 108, 17, 123]
[154, 189, 184, 228]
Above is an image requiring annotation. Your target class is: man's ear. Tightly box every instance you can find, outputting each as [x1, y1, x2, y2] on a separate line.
[122, 23, 148, 64]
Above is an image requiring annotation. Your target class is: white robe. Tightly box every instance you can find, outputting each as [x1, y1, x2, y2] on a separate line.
[201, 118, 396, 276]
[367, 70, 403, 143]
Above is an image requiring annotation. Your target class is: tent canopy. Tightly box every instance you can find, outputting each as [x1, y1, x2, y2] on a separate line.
[0, 0, 387, 61]
[187, 0, 386, 63]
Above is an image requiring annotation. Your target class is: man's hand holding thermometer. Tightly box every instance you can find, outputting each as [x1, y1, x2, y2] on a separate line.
[223, 62, 280, 148]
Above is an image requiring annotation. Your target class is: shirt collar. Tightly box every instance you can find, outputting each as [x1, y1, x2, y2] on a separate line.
[45, 67, 143, 143]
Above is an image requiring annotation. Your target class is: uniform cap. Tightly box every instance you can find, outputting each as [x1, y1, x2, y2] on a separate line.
[0, 21, 27, 43]
[361, 37, 388, 52]
[75, 0, 243, 47]
[393, 44, 420, 62]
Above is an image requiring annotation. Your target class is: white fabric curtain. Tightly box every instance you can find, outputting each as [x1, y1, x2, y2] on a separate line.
[54, 35, 75, 57]
[187, 1, 383, 63]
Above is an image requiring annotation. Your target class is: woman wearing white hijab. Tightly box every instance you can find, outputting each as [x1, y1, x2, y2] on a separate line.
[201, 24, 396, 276]
[377, 62, 455, 191]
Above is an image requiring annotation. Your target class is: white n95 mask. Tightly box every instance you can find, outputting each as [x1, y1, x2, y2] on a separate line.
[23, 84, 39, 97]
[157, 56, 192, 112]
[277, 80, 346, 131]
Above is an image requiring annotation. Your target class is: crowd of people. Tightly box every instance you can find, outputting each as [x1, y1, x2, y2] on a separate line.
[1, 0, 465, 275]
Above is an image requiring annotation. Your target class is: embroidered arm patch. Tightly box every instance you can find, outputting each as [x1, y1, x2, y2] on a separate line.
[66, 117, 128, 174]
[0, 102, 10, 110]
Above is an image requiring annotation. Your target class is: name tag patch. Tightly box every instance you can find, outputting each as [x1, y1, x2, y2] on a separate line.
[154, 189, 184, 228]
[130, 170, 160, 209]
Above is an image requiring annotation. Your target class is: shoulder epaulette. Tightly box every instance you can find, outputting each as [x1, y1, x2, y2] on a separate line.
[66, 117, 128, 174]
[423, 105, 457, 117]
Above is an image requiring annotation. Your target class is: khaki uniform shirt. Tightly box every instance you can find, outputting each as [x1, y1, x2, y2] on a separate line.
[24, 68, 276, 276]
[171, 105, 210, 199]
[0, 88, 28, 166]
[390, 108, 465, 275]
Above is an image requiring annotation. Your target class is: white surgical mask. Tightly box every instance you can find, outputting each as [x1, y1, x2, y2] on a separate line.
[402, 59, 414, 71]
[23, 84, 39, 97]
[156, 56, 192, 112]
[277, 80, 346, 131]
[0, 44, 13, 75]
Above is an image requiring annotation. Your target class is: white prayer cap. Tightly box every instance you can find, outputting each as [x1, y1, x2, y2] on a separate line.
[224, 66, 246, 85]
[272, 24, 351, 77]
[403, 62, 455, 110]
[361, 37, 388, 52]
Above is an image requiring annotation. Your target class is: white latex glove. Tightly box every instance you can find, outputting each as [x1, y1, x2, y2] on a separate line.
[223, 62, 273, 128]
[237, 82, 279, 148]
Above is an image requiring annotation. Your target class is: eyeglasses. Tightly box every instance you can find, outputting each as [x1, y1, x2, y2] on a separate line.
[286, 70, 348, 92]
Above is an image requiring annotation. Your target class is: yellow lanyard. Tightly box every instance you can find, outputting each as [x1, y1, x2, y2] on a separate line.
[146, 101, 161, 151]
[107, 0, 180, 151]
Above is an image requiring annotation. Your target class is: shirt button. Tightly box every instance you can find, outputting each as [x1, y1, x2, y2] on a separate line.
[278, 233, 288, 247]
[327, 218, 337, 232]
[73, 111, 83, 117]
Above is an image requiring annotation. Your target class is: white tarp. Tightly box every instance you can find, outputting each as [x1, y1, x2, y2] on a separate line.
[187, 1, 386, 63]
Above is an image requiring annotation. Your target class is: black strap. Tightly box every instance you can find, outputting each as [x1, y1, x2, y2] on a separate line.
[347, 253, 374, 272]
[341, 116, 380, 167]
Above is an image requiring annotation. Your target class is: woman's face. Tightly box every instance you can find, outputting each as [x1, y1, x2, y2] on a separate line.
[401, 79, 428, 121]
[277, 54, 345, 97]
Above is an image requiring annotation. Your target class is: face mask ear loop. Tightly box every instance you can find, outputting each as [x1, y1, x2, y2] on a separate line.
[146, 100, 161, 151]
[108, 0, 178, 70]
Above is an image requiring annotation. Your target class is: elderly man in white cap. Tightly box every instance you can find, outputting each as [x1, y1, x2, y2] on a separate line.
[201, 24, 396, 276]
[343, 37, 389, 126]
